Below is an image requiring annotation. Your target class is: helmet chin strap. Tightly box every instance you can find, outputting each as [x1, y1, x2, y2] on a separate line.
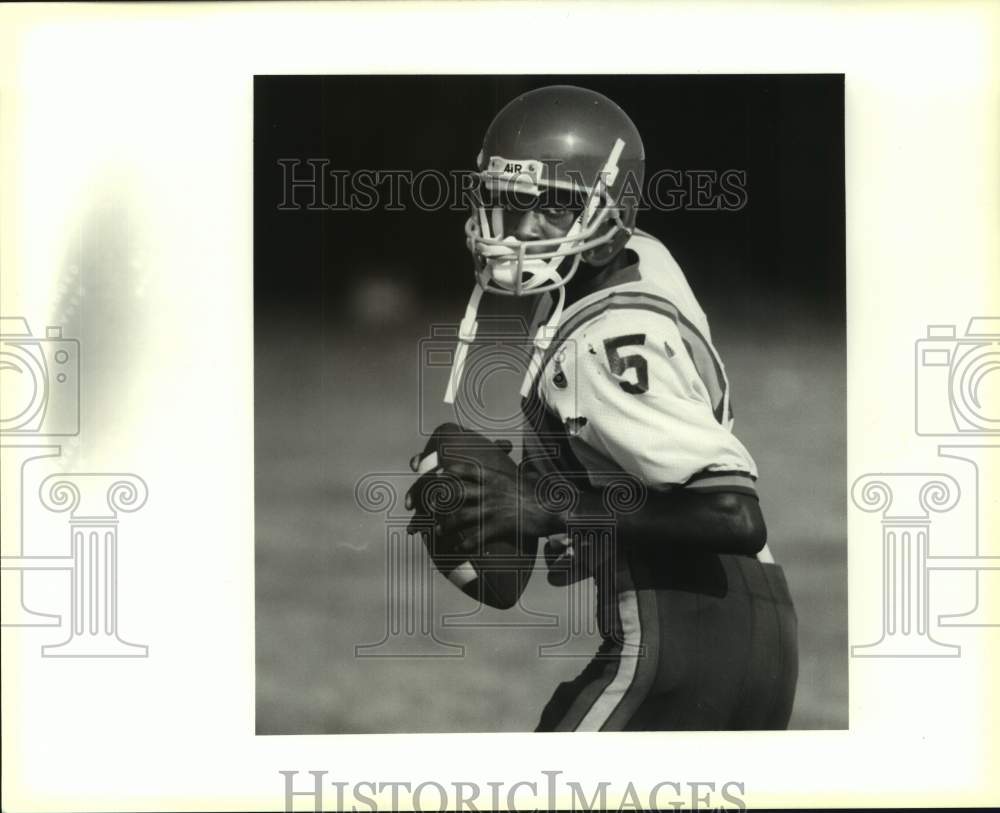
[519, 281, 565, 398]
[444, 282, 485, 405]
[443, 262, 570, 405]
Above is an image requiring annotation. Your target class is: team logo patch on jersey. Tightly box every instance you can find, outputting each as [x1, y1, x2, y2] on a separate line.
[553, 349, 569, 388]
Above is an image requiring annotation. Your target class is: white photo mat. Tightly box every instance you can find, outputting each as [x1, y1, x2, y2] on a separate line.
[1, 2, 997, 810]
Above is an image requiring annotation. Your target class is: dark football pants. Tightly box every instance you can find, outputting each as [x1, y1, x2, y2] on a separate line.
[535, 548, 798, 731]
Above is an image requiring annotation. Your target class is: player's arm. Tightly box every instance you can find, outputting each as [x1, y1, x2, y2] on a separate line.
[439, 307, 767, 556]
[435, 461, 765, 558]
[558, 309, 766, 555]
[536, 484, 766, 556]
[433, 310, 766, 558]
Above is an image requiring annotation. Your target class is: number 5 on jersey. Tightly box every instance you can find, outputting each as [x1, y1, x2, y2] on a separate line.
[604, 334, 649, 395]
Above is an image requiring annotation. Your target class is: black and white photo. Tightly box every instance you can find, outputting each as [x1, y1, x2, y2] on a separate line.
[254, 74, 847, 734]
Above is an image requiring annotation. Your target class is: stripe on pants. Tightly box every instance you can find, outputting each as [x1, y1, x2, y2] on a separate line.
[576, 587, 644, 730]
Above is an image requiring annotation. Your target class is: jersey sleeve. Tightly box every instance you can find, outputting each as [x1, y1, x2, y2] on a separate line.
[567, 306, 758, 495]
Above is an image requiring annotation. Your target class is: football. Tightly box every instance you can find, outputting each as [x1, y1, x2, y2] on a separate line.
[406, 423, 536, 609]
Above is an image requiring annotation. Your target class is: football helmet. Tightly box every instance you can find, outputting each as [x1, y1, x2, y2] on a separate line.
[446, 85, 645, 404]
[466, 85, 645, 296]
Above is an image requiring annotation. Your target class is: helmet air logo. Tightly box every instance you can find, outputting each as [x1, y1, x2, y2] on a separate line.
[484, 156, 545, 189]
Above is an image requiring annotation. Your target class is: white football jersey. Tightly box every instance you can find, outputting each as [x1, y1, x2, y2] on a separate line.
[522, 230, 758, 498]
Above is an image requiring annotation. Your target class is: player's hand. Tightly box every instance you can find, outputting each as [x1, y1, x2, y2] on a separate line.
[403, 423, 545, 610]
[404, 424, 514, 547]
[431, 460, 558, 545]
[403, 423, 559, 548]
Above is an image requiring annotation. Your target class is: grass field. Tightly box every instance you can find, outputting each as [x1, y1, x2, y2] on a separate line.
[254, 302, 847, 733]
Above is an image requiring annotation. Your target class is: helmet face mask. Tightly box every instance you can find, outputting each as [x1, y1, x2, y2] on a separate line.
[465, 181, 624, 296]
[465, 85, 645, 297]
[445, 86, 644, 404]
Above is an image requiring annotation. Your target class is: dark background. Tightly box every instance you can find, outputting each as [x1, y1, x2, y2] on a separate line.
[254, 75, 847, 733]
[255, 74, 844, 318]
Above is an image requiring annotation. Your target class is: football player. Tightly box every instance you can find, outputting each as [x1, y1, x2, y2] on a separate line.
[408, 85, 798, 731]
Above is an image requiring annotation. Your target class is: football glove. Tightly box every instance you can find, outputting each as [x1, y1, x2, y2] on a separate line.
[405, 423, 537, 609]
